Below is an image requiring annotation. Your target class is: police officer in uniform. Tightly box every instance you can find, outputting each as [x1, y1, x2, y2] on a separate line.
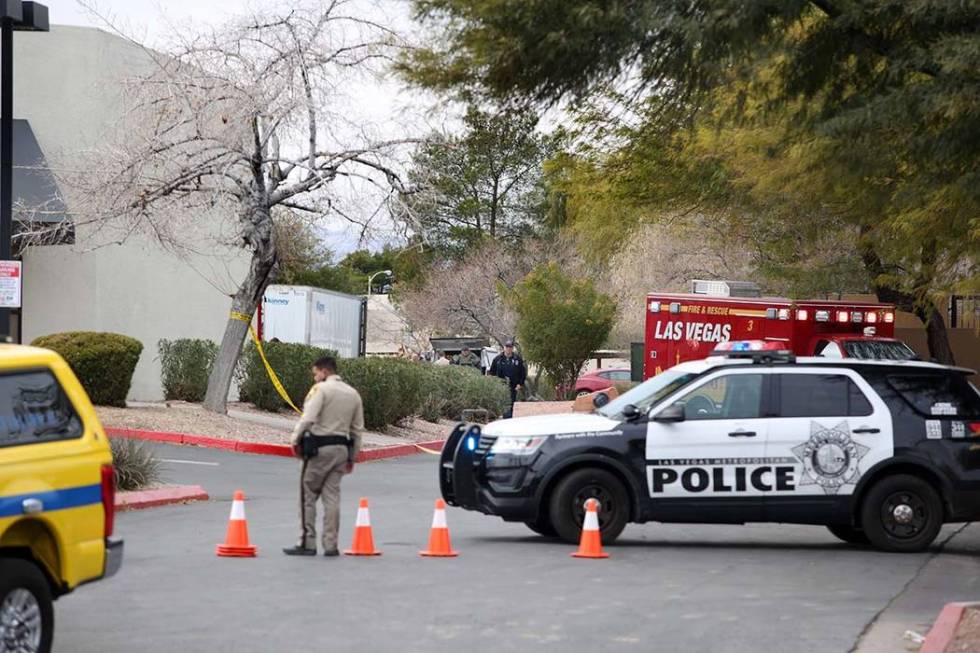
[283, 356, 365, 557]
[453, 346, 481, 371]
[488, 339, 528, 417]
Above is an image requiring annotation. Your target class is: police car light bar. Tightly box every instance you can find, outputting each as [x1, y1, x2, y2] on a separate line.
[712, 340, 795, 363]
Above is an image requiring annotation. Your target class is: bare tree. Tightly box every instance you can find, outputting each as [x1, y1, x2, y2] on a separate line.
[66, 2, 412, 412]
[601, 216, 756, 347]
[397, 237, 581, 346]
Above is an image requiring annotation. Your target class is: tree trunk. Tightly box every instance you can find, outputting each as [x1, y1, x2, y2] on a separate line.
[858, 231, 955, 365]
[915, 305, 956, 365]
[203, 205, 278, 413]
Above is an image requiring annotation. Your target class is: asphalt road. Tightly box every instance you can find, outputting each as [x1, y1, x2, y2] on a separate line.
[56, 443, 980, 653]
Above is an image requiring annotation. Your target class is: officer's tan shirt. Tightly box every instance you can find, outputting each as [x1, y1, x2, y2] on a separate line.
[291, 375, 365, 457]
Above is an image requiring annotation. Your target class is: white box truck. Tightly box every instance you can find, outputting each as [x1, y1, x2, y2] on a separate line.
[259, 285, 366, 357]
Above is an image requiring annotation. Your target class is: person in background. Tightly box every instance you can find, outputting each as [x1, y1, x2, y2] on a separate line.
[453, 346, 481, 371]
[434, 351, 452, 366]
[488, 340, 527, 417]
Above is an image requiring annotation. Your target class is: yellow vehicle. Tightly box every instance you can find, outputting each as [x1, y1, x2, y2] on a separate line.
[0, 346, 122, 653]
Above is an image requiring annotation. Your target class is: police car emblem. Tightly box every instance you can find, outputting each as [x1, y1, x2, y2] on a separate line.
[791, 421, 870, 495]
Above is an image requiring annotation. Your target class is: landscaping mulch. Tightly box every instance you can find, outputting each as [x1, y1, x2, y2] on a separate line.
[948, 607, 980, 653]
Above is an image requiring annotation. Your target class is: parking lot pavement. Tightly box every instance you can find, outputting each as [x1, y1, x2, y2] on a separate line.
[57, 444, 977, 653]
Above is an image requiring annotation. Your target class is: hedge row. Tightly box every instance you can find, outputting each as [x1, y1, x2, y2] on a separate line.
[32, 332, 142, 407]
[235, 340, 511, 429]
[32, 332, 512, 428]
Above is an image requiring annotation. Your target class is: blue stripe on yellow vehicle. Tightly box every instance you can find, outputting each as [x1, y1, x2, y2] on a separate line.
[0, 484, 102, 518]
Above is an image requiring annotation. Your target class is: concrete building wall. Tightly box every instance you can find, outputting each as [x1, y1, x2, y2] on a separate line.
[14, 26, 250, 400]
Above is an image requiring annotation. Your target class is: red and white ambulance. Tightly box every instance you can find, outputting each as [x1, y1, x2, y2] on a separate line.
[644, 280, 916, 378]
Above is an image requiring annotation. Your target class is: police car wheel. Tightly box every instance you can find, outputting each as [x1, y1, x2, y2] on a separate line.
[549, 468, 628, 545]
[825, 524, 870, 546]
[860, 475, 943, 553]
[524, 516, 559, 538]
[0, 559, 54, 653]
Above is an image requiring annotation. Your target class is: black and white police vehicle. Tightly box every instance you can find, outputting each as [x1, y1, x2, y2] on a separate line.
[440, 341, 980, 552]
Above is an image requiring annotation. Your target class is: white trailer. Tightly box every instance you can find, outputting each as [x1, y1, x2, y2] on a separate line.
[259, 285, 366, 357]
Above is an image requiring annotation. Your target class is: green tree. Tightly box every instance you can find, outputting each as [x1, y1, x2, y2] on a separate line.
[282, 244, 433, 295]
[405, 0, 980, 363]
[504, 263, 616, 399]
[397, 106, 558, 257]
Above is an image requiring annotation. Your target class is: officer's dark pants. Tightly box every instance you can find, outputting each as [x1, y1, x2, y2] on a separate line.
[298, 444, 347, 551]
[505, 386, 518, 419]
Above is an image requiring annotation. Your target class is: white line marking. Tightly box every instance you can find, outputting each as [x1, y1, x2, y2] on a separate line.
[160, 459, 220, 466]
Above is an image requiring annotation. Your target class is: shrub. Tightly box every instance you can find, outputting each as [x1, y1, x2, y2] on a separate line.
[426, 365, 511, 421]
[32, 332, 143, 407]
[110, 438, 162, 491]
[158, 339, 218, 402]
[339, 357, 423, 429]
[504, 263, 617, 400]
[238, 341, 337, 412]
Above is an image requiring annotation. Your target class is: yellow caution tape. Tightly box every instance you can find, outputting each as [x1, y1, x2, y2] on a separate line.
[230, 310, 302, 414]
[413, 443, 442, 455]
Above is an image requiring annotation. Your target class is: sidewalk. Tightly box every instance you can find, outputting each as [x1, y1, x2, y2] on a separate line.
[854, 523, 980, 652]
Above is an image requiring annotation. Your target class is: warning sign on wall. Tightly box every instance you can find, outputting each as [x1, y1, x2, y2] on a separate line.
[0, 261, 22, 309]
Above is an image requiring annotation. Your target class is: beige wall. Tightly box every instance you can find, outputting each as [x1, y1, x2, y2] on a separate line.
[15, 26, 250, 400]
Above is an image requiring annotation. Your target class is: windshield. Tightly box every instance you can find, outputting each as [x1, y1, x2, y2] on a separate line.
[843, 340, 917, 361]
[597, 370, 697, 419]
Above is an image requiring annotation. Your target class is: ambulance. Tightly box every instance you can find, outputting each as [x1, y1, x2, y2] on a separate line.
[644, 280, 915, 378]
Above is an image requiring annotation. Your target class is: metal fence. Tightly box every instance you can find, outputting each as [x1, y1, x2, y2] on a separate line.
[950, 296, 979, 329]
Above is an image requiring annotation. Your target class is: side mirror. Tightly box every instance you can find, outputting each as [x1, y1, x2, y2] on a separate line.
[621, 403, 643, 421]
[653, 403, 685, 423]
[592, 392, 611, 408]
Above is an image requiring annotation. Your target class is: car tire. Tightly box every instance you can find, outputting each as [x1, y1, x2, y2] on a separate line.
[549, 468, 629, 545]
[524, 516, 558, 538]
[860, 474, 943, 553]
[826, 524, 870, 545]
[0, 558, 54, 653]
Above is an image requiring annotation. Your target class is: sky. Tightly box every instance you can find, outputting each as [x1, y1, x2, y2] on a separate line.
[47, 0, 447, 258]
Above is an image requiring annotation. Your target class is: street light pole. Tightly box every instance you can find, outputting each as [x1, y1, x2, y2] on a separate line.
[0, 1, 48, 340]
[0, 14, 14, 338]
[367, 269, 392, 296]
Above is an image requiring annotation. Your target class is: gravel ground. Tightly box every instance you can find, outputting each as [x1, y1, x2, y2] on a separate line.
[949, 608, 980, 653]
[96, 401, 455, 446]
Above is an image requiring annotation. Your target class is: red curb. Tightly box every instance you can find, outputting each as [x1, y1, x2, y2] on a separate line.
[115, 484, 209, 511]
[921, 602, 974, 653]
[356, 440, 445, 463]
[106, 427, 445, 462]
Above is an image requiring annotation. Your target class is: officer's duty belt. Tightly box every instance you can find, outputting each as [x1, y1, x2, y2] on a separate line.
[309, 435, 350, 447]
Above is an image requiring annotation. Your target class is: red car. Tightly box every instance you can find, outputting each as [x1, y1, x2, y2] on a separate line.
[573, 367, 632, 397]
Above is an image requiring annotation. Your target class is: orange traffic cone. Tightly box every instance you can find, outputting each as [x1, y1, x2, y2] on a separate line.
[420, 499, 459, 557]
[216, 490, 258, 557]
[571, 498, 609, 559]
[344, 497, 382, 556]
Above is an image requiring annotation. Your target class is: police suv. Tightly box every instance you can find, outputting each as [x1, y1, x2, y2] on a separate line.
[440, 342, 980, 552]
